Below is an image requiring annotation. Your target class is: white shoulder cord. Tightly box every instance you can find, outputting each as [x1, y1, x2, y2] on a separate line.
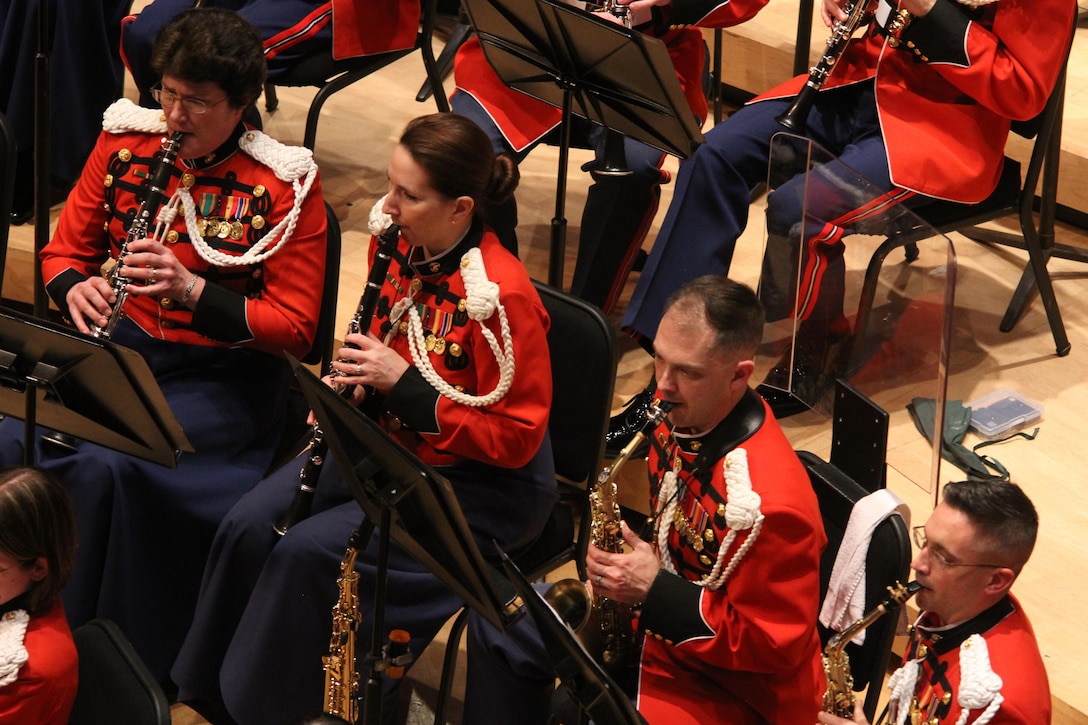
[886, 656, 922, 724]
[955, 634, 1004, 725]
[0, 609, 30, 688]
[656, 447, 764, 591]
[886, 633, 1004, 725]
[385, 247, 516, 407]
[103, 100, 318, 266]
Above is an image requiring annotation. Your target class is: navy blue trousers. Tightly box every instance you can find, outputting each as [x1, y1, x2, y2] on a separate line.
[622, 81, 897, 343]
[122, 0, 333, 106]
[172, 436, 557, 725]
[0, 319, 293, 684]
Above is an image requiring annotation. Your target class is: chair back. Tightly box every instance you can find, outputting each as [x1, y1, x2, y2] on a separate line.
[267, 0, 450, 150]
[799, 450, 911, 722]
[513, 280, 617, 580]
[0, 111, 15, 299]
[68, 619, 171, 725]
[301, 202, 343, 368]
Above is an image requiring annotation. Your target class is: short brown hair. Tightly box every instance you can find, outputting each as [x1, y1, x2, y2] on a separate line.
[151, 8, 267, 108]
[0, 467, 77, 613]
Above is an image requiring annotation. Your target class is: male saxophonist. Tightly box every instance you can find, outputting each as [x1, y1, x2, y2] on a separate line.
[819, 479, 1049, 725]
[465, 276, 827, 724]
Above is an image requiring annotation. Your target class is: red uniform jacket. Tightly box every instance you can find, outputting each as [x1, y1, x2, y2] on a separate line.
[0, 600, 78, 725]
[756, 0, 1075, 203]
[330, 0, 420, 59]
[370, 222, 552, 468]
[636, 390, 827, 724]
[892, 595, 1050, 724]
[453, 0, 768, 153]
[42, 113, 327, 359]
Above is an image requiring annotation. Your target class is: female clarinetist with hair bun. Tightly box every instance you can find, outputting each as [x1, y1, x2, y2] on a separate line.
[171, 112, 557, 725]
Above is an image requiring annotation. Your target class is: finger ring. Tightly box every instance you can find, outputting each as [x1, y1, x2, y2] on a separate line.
[149, 269, 157, 284]
[355, 364, 363, 375]
[595, 574, 603, 585]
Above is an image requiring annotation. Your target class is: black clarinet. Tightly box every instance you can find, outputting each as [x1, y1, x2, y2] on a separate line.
[776, 0, 872, 132]
[274, 224, 401, 535]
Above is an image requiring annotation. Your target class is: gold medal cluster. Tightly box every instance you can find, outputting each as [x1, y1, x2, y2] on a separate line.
[390, 278, 469, 360]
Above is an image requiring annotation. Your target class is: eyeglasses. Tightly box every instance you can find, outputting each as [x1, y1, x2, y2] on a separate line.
[912, 526, 1006, 570]
[151, 86, 227, 115]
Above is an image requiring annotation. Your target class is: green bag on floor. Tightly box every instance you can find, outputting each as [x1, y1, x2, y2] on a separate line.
[906, 398, 1037, 482]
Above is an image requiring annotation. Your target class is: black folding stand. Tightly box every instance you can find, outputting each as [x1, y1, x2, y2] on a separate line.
[500, 552, 647, 725]
[0, 307, 191, 467]
[292, 357, 524, 724]
[461, 0, 704, 288]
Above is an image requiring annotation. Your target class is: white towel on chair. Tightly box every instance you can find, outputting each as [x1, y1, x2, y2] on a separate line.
[819, 488, 910, 645]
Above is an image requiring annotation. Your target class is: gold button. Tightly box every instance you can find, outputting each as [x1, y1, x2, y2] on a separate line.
[160, 298, 174, 309]
[410, 278, 422, 292]
[253, 184, 265, 198]
[104, 174, 114, 187]
[245, 132, 256, 142]
[251, 215, 265, 230]
[118, 149, 132, 162]
[182, 173, 196, 188]
[165, 230, 179, 244]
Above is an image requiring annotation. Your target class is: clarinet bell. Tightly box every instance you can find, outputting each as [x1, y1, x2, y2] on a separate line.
[591, 130, 634, 178]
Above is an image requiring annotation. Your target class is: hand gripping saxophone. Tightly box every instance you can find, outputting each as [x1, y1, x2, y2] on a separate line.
[92, 131, 184, 339]
[823, 580, 921, 717]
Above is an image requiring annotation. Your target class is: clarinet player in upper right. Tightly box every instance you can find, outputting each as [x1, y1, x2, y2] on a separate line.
[607, 0, 1076, 438]
[819, 479, 1049, 724]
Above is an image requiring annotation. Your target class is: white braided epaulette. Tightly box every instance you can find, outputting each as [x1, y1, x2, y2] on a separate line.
[656, 447, 763, 590]
[955, 635, 1004, 725]
[237, 130, 316, 183]
[0, 609, 30, 688]
[886, 633, 1004, 724]
[103, 98, 167, 135]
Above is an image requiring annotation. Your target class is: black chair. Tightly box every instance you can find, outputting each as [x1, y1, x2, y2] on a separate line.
[264, 0, 450, 151]
[304, 201, 344, 370]
[853, 32, 1081, 359]
[0, 111, 15, 299]
[431, 278, 618, 723]
[68, 619, 171, 725]
[799, 450, 912, 722]
[268, 201, 343, 472]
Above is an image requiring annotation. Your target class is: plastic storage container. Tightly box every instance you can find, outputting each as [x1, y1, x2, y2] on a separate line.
[966, 388, 1044, 438]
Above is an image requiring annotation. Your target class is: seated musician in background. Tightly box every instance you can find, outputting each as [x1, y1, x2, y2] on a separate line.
[171, 113, 556, 725]
[0, 467, 78, 725]
[819, 479, 1049, 724]
[610, 0, 1076, 434]
[465, 276, 827, 724]
[0, 7, 327, 687]
[122, 0, 422, 108]
[451, 0, 770, 313]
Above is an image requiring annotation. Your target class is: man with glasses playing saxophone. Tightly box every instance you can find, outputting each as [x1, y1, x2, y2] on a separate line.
[819, 479, 1049, 724]
[465, 275, 828, 725]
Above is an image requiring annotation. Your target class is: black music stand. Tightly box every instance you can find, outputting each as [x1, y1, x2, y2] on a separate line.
[499, 551, 647, 725]
[291, 357, 523, 724]
[462, 0, 704, 288]
[0, 306, 192, 467]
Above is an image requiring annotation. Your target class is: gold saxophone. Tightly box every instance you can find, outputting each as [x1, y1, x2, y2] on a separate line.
[545, 398, 675, 672]
[823, 580, 921, 717]
[323, 529, 364, 722]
